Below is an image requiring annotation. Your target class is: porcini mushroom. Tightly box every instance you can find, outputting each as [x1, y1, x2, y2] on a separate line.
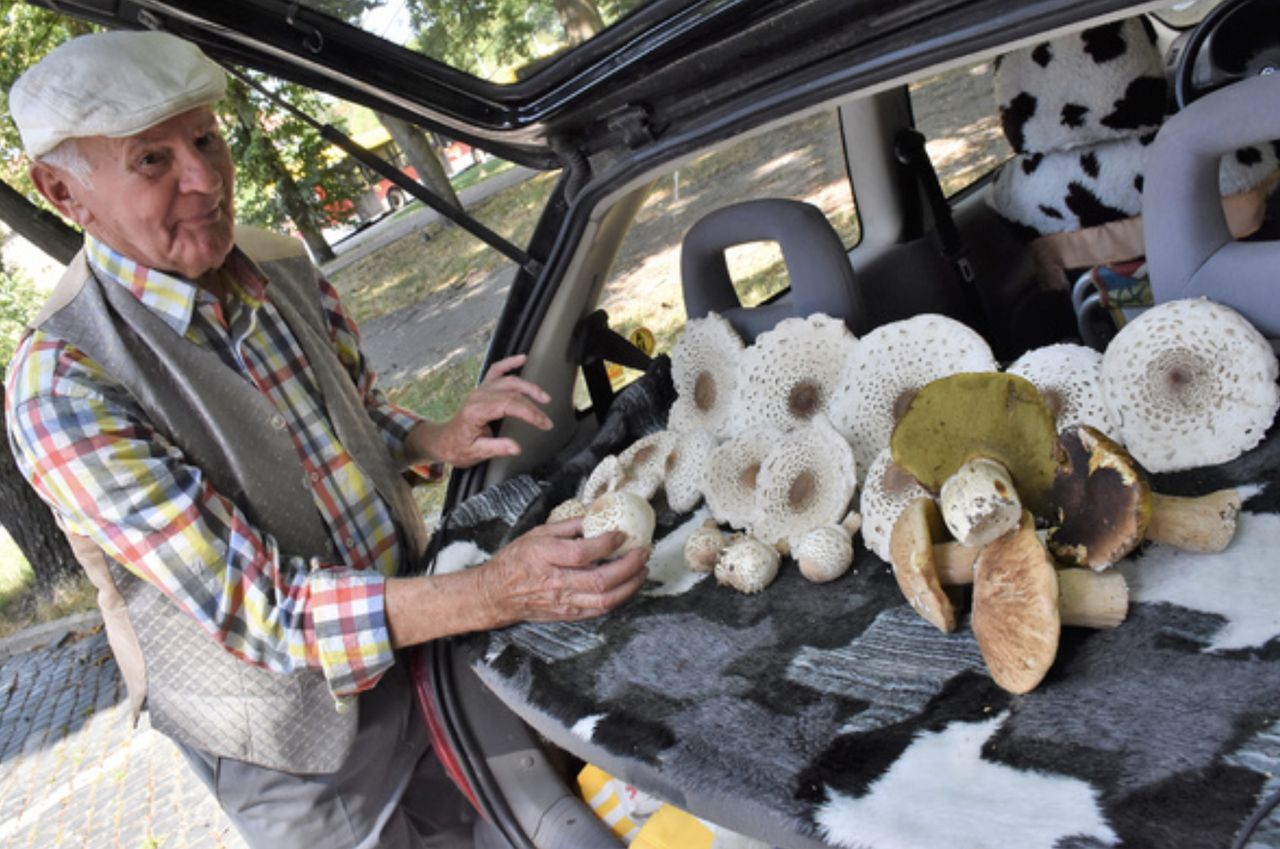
[795, 524, 854, 583]
[1049, 424, 1242, 569]
[684, 519, 727, 573]
[734, 314, 857, 433]
[749, 417, 857, 550]
[831, 314, 998, 478]
[704, 427, 783, 530]
[669, 313, 746, 437]
[714, 534, 781, 594]
[888, 497, 958, 633]
[859, 447, 935, 563]
[890, 372, 1060, 546]
[1007, 343, 1115, 437]
[1100, 298, 1280, 473]
[971, 516, 1129, 694]
[664, 429, 719, 513]
[582, 491, 656, 554]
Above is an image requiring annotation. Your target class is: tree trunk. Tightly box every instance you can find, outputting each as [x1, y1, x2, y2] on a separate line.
[554, 0, 605, 45]
[377, 113, 462, 210]
[0, 386, 81, 592]
[0, 180, 81, 265]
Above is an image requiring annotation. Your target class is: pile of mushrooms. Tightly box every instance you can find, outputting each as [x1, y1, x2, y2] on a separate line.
[544, 298, 1278, 693]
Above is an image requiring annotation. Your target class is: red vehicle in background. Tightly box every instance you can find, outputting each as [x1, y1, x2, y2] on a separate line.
[378, 140, 486, 210]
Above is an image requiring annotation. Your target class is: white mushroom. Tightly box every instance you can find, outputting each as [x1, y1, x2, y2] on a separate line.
[684, 519, 727, 573]
[733, 314, 857, 434]
[938, 457, 1023, 548]
[795, 524, 854, 583]
[830, 314, 998, 479]
[714, 535, 781, 594]
[582, 491, 656, 554]
[669, 313, 745, 437]
[663, 429, 719, 513]
[749, 416, 857, 550]
[1007, 343, 1116, 438]
[579, 454, 622, 503]
[547, 498, 587, 523]
[1101, 298, 1280, 472]
[616, 431, 677, 500]
[859, 447, 934, 563]
[703, 427, 783, 530]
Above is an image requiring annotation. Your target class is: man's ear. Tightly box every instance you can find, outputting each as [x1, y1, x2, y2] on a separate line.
[29, 162, 92, 227]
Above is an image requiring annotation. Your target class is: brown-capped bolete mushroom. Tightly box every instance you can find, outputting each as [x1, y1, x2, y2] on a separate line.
[971, 514, 1128, 695]
[890, 372, 1060, 548]
[1049, 424, 1242, 569]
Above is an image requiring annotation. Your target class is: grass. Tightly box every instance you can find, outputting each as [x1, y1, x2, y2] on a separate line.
[0, 531, 97, 640]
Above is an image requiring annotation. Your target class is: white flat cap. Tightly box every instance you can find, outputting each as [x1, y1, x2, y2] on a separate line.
[10, 30, 226, 158]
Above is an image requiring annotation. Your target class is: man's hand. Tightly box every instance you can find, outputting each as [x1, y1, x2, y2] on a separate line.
[384, 518, 649, 648]
[406, 354, 553, 470]
[475, 518, 649, 626]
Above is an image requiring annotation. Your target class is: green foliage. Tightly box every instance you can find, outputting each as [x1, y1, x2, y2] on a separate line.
[0, 256, 42, 364]
[219, 75, 367, 233]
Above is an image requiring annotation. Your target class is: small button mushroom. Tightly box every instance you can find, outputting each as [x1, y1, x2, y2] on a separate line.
[714, 535, 780, 594]
[582, 491, 655, 554]
[684, 519, 728, 573]
[795, 524, 853, 583]
[1049, 424, 1242, 569]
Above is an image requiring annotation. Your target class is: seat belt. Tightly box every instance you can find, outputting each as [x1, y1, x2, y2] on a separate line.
[572, 310, 654, 424]
[893, 129, 1002, 350]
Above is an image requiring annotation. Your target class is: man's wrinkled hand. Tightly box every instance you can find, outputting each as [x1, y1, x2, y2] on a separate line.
[475, 518, 649, 626]
[421, 354, 553, 469]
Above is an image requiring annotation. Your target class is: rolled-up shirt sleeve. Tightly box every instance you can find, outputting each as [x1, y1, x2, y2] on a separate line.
[5, 336, 393, 697]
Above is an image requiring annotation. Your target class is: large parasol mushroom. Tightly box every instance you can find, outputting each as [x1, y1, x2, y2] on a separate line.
[669, 312, 746, 437]
[734, 313, 857, 434]
[1007, 343, 1116, 437]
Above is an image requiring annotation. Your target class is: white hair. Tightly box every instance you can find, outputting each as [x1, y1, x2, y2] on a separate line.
[37, 138, 93, 188]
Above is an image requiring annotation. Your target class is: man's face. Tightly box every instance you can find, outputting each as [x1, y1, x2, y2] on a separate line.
[41, 106, 236, 279]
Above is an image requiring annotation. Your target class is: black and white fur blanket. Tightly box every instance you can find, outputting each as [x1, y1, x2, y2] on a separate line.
[432, 361, 1280, 849]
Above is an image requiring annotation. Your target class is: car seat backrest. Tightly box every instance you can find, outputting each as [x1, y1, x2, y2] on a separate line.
[680, 198, 868, 341]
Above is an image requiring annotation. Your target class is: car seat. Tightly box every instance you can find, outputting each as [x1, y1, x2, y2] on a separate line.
[680, 198, 869, 340]
[986, 16, 1279, 346]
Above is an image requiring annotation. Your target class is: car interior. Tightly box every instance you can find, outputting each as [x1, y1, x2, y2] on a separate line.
[26, 0, 1280, 846]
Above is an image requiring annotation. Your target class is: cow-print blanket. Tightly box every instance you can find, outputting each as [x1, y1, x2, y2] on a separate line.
[431, 359, 1280, 849]
[987, 17, 1279, 238]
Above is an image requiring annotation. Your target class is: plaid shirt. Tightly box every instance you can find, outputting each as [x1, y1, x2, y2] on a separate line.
[5, 235, 424, 698]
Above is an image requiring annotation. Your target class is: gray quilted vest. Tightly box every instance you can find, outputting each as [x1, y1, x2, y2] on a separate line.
[34, 227, 428, 774]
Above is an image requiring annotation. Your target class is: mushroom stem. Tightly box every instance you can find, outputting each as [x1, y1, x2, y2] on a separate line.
[939, 457, 1023, 547]
[934, 541, 980, 584]
[1056, 568, 1128, 629]
[1146, 489, 1242, 553]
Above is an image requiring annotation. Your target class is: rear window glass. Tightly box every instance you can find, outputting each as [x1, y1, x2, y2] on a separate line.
[909, 60, 1013, 196]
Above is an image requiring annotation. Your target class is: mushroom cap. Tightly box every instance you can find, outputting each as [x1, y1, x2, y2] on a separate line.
[714, 535, 781, 594]
[890, 371, 1061, 519]
[831, 314, 998, 479]
[664, 428, 719, 514]
[887, 496, 956, 632]
[684, 519, 727, 573]
[971, 517, 1061, 695]
[1048, 424, 1151, 570]
[1101, 299, 1280, 473]
[750, 416, 857, 549]
[795, 524, 854, 583]
[733, 314, 857, 434]
[582, 491, 656, 554]
[1007, 343, 1116, 438]
[859, 447, 934, 563]
[547, 498, 587, 524]
[704, 427, 784, 530]
[580, 454, 622, 503]
[616, 431, 677, 500]
[669, 313, 746, 437]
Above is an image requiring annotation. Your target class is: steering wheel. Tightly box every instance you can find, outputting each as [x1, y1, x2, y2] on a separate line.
[1173, 0, 1280, 108]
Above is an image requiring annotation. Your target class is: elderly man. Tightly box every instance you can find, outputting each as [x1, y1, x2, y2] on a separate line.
[5, 30, 648, 849]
